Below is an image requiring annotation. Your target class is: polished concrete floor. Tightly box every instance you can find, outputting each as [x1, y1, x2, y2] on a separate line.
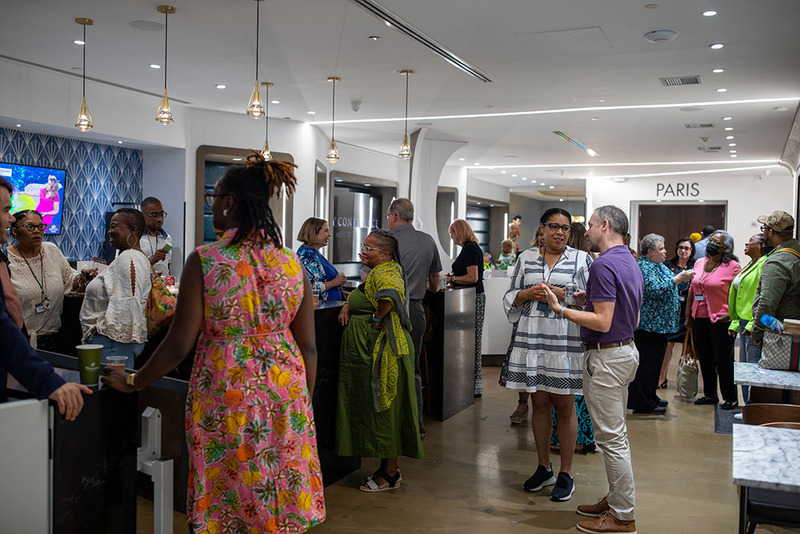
[138, 354, 792, 533]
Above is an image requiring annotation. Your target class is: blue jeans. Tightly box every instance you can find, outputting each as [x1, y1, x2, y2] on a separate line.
[88, 335, 145, 369]
[738, 319, 762, 404]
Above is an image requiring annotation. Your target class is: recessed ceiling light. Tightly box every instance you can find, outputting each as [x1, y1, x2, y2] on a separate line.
[703, 10, 718, 17]
[473, 162, 480, 166]
[699, 199, 705, 202]
[723, 116, 733, 121]
[150, 64, 161, 69]
[531, 179, 537, 183]
[476, 201, 481, 205]
[644, 30, 678, 43]
[549, 185, 555, 189]
[724, 127, 733, 131]
[522, 177, 527, 180]
[540, 182, 546, 186]
[490, 204, 494, 207]
[559, 199, 564, 202]
[729, 143, 736, 146]
[656, 199, 662, 203]
[368, 35, 380, 41]
[500, 170, 507, 174]
[270, 100, 280, 104]
[335, 178, 343, 182]
[716, 88, 727, 93]
[726, 135, 734, 140]
[117, 141, 123, 144]
[591, 117, 600, 121]
[73, 39, 85, 45]
[512, 174, 517, 177]
[730, 154, 738, 158]
[729, 150, 737, 153]
[599, 99, 606, 103]
[15, 124, 21, 128]
[232, 157, 243, 161]
[364, 183, 371, 186]
[710, 43, 724, 50]
[215, 84, 226, 89]
[458, 157, 466, 161]
[712, 68, 725, 74]
[307, 111, 316, 115]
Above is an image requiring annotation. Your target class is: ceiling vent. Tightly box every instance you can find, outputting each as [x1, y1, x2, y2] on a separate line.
[685, 123, 715, 129]
[697, 146, 722, 152]
[660, 75, 702, 86]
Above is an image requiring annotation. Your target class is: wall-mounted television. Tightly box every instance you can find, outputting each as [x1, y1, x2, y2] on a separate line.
[0, 162, 67, 235]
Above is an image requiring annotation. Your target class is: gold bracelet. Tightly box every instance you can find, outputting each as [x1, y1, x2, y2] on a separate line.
[126, 372, 138, 391]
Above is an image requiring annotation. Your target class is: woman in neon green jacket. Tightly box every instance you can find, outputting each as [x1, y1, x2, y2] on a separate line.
[727, 233, 769, 402]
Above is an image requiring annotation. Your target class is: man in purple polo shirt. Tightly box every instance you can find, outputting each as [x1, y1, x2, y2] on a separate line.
[543, 205, 643, 534]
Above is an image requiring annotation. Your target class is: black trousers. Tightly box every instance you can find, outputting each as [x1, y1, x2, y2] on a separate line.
[692, 317, 737, 403]
[408, 299, 426, 431]
[628, 330, 667, 411]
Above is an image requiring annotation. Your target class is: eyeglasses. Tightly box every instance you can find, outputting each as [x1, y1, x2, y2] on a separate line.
[385, 212, 394, 220]
[544, 223, 571, 233]
[21, 223, 46, 232]
[144, 211, 168, 219]
[760, 224, 773, 233]
[677, 246, 692, 251]
[360, 244, 385, 253]
[204, 193, 228, 208]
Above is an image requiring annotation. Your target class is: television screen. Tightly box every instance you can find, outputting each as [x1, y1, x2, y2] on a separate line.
[0, 162, 67, 235]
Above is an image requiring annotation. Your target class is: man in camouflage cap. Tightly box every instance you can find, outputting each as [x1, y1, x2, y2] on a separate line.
[752, 210, 800, 346]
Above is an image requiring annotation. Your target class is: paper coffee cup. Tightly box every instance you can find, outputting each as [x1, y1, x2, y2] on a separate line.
[76, 344, 103, 385]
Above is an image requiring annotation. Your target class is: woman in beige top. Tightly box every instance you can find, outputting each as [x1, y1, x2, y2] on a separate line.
[8, 210, 95, 350]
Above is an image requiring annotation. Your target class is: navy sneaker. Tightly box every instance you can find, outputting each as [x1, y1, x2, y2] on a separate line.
[550, 472, 575, 502]
[523, 463, 555, 492]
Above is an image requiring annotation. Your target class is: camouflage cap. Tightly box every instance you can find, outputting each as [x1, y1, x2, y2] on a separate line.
[757, 210, 795, 232]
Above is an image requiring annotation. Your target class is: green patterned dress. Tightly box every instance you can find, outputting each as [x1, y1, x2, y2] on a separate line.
[335, 261, 424, 459]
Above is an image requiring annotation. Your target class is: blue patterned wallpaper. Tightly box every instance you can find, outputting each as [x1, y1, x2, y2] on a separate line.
[0, 127, 143, 261]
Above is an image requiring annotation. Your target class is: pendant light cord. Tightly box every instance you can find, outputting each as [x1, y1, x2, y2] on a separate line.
[164, 11, 169, 90]
[255, 1, 260, 80]
[331, 79, 336, 139]
[265, 84, 269, 136]
[404, 72, 409, 136]
[82, 24, 86, 97]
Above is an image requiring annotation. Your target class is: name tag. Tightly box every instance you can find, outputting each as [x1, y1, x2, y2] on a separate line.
[536, 301, 550, 313]
[679, 295, 686, 302]
[695, 294, 704, 301]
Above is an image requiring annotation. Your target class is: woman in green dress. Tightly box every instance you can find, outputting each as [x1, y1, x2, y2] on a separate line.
[336, 228, 424, 492]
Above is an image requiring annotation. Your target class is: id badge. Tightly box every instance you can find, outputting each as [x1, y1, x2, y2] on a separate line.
[679, 295, 686, 302]
[695, 294, 704, 301]
[35, 302, 46, 314]
[536, 301, 550, 313]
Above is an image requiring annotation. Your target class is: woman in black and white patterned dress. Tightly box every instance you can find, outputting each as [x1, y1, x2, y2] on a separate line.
[500, 207, 592, 502]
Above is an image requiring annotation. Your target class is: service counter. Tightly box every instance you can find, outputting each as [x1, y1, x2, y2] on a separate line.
[480, 271, 514, 356]
[423, 287, 477, 420]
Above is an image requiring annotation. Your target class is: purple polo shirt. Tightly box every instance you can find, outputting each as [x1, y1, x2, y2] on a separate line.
[581, 244, 644, 343]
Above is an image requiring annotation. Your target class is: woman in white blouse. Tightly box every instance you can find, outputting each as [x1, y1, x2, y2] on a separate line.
[7, 210, 95, 350]
[80, 208, 151, 368]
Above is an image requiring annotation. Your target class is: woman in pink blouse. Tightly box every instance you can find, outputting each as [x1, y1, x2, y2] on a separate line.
[686, 231, 741, 409]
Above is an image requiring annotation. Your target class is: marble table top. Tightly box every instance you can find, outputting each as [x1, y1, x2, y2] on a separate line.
[733, 362, 800, 391]
[733, 424, 800, 493]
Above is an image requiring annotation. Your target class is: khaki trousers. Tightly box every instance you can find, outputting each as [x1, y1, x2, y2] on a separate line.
[582, 344, 639, 521]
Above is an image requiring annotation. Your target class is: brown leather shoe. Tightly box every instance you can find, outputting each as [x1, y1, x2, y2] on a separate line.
[577, 512, 636, 533]
[576, 496, 609, 518]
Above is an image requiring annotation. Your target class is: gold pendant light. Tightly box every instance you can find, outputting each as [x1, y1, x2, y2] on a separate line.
[74, 18, 94, 132]
[155, 5, 176, 125]
[326, 77, 341, 163]
[261, 82, 273, 160]
[246, 0, 266, 119]
[398, 69, 414, 159]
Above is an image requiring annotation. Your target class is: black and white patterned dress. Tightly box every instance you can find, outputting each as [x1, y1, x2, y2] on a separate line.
[500, 246, 592, 394]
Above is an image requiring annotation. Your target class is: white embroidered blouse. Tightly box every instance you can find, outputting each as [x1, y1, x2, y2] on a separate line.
[80, 249, 151, 344]
[7, 242, 79, 346]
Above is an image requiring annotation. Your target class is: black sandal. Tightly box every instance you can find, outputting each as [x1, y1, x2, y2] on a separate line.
[360, 469, 402, 492]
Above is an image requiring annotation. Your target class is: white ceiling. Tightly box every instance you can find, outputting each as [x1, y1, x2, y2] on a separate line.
[2, 0, 799, 197]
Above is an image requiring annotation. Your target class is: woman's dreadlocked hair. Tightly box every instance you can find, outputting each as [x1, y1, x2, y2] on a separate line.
[218, 151, 298, 247]
[369, 228, 403, 270]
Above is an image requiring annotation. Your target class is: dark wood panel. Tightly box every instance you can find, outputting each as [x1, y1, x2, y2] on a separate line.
[638, 204, 726, 255]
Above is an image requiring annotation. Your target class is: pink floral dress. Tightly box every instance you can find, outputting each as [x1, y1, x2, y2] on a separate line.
[186, 231, 325, 533]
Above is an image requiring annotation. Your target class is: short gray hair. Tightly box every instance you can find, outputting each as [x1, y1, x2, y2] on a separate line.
[594, 205, 628, 236]
[389, 198, 414, 222]
[639, 233, 664, 256]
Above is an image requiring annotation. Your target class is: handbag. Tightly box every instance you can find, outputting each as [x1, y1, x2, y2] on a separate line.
[146, 265, 176, 337]
[677, 327, 699, 398]
[758, 329, 800, 371]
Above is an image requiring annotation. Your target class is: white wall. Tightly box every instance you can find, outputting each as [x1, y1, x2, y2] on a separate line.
[467, 177, 510, 204]
[587, 171, 795, 251]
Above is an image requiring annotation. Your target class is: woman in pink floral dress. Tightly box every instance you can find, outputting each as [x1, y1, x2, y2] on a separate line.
[104, 154, 325, 533]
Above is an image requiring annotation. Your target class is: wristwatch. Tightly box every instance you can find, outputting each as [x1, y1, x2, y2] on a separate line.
[126, 373, 138, 391]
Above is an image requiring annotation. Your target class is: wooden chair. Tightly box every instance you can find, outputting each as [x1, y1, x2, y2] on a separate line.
[741, 403, 800, 426]
[738, 405, 800, 533]
[760, 421, 800, 430]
